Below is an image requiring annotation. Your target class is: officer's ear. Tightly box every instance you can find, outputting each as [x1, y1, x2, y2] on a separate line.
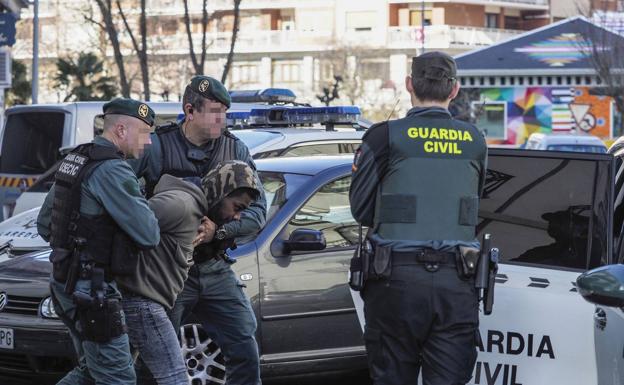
[184, 103, 194, 119]
[448, 80, 461, 101]
[405, 76, 414, 94]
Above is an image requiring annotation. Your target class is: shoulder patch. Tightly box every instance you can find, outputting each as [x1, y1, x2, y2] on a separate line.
[155, 122, 179, 135]
[122, 178, 142, 197]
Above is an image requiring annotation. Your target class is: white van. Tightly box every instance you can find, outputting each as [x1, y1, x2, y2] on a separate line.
[0, 101, 182, 220]
[525, 133, 607, 153]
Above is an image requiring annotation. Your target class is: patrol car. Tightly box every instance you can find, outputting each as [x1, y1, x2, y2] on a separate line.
[1, 89, 367, 220]
[0, 147, 622, 385]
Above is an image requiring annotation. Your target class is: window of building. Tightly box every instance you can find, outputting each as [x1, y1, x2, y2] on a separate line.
[273, 61, 301, 83]
[472, 101, 506, 140]
[504, 16, 521, 30]
[231, 63, 259, 84]
[485, 13, 499, 28]
[409, 10, 432, 26]
[346, 11, 377, 31]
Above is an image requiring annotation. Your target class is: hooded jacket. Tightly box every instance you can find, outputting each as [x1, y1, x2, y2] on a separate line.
[116, 174, 208, 309]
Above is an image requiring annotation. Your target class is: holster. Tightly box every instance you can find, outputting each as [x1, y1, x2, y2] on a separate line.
[371, 244, 392, 280]
[457, 246, 480, 279]
[349, 226, 372, 291]
[73, 291, 127, 343]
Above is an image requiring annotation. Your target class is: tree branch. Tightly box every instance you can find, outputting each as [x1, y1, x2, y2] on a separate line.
[222, 0, 242, 83]
[183, 0, 200, 73]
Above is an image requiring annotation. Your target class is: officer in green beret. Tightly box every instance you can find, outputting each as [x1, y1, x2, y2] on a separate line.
[37, 98, 160, 385]
[129, 76, 266, 385]
[350, 52, 487, 385]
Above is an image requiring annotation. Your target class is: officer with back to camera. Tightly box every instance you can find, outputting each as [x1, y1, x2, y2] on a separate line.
[130, 75, 266, 385]
[350, 51, 488, 385]
[37, 98, 160, 385]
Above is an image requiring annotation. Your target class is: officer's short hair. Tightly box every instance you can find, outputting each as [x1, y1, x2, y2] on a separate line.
[182, 86, 207, 113]
[411, 51, 457, 103]
[411, 77, 455, 103]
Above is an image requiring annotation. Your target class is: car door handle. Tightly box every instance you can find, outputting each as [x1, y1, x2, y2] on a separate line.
[594, 307, 607, 331]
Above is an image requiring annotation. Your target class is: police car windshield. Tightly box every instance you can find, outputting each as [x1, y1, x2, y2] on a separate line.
[546, 144, 607, 153]
[232, 131, 283, 152]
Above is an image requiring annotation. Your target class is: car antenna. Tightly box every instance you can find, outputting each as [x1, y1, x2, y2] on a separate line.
[385, 98, 401, 122]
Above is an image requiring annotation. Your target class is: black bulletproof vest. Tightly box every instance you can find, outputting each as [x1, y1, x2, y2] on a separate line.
[50, 143, 123, 266]
[146, 124, 238, 197]
[374, 111, 487, 242]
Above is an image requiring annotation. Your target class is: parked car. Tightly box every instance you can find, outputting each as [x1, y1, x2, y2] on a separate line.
[0, 148, 621, 385]
[524, 133, 607, 153]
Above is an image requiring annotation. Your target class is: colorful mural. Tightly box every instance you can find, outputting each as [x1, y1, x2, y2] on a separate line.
[514, 33, 593, 67]
[478, 87, 613, 145]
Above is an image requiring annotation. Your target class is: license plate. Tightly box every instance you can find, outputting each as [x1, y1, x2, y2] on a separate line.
[0, 328, 13, 349]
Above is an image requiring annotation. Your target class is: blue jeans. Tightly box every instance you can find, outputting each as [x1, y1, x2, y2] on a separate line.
[169, 258, 261, 385]
[122, 295, 188, 385]
[50, 278, 135, 385]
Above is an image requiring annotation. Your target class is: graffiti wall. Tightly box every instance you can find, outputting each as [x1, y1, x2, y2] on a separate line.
[474, 87, 613, 145]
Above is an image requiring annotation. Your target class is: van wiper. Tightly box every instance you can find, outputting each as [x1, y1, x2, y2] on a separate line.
[0, 240, 13, 254]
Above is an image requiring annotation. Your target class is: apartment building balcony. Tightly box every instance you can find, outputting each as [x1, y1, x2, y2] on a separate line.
[388, 0, 548, 10]
[126, 0, 332, 15]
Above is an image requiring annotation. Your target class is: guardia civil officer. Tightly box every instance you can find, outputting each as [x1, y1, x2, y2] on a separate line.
[130, 75, 266, 385]
[37, 99, 160, 385]
[350, 51, 488, 385]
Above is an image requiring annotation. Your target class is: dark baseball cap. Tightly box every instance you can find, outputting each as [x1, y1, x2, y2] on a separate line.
[103, 98, 155, 127]
[187, 75, 231, 108]
[411, 51, 457, 81]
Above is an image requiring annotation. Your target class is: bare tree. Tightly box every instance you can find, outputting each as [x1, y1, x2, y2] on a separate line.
[576, 2, 624, 135]
[91, 0, 131, 97]
[116, 0, 150, 100]
[221, 0, 242, 83]
[182, 0, 242, 82]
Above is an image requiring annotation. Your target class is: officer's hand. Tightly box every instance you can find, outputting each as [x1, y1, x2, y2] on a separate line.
[193, 216, 216, 246]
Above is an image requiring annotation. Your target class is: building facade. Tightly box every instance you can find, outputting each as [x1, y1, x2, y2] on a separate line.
[12, 0, 573, 118]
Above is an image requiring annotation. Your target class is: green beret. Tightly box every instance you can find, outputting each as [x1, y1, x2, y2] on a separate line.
[103, 98, 155, 127]
[188, 76, 231, 108]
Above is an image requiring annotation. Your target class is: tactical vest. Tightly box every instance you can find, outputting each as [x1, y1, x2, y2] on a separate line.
[50, 143, 123, 269]
[374, 111, 486, 242]
[146, 123, 238, 196]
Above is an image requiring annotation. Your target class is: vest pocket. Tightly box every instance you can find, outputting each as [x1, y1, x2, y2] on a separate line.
[459, 196, 479, 226]
[378, 194, 417, 223]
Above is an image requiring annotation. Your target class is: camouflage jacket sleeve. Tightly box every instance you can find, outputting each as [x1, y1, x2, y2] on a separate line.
[222, 141, 267, 238]
[349, 122, 389, 227]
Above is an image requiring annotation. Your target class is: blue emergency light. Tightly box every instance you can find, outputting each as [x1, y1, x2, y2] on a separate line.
[229, 88, 297, 104]
[247, 106, 361, 127]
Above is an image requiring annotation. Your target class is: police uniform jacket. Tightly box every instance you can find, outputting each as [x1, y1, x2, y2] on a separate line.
[350, 107, 487, 252]
[37, 136, 160, 249]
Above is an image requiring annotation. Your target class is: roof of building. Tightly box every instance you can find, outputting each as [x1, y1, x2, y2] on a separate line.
[455, 17, 624, 76]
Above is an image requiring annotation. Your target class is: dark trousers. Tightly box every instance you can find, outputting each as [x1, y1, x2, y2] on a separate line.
[362, 263, 479, 385]
[169, 258, 261, 385]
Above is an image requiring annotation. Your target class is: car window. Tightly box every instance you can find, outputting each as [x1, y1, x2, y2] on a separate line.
[546, 144, 607, 153]
[0, 112, 65, 174]
[259, 171, 311, 222]
[281, 143, 341, 157]
[232, 130, 283, 152]
[478, 154, 610, 270]
[287, 176, 358, 248]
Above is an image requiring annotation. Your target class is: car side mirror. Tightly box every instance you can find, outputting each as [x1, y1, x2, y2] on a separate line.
[577, 264, 624, 307]
[284, 229, 326, 253]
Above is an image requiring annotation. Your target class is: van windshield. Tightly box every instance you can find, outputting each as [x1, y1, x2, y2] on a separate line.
[0, 112, 65, 174]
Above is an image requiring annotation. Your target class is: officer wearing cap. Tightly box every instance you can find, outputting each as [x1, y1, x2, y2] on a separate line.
[130, 76, 266, 385]
[37, 98, 160, 385]
[350, 52, 487, 385]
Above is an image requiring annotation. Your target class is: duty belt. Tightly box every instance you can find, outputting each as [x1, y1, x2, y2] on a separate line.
[391, 249, 457, 271]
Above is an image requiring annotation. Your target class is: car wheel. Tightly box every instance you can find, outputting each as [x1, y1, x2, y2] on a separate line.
[179, 323, 227, 385]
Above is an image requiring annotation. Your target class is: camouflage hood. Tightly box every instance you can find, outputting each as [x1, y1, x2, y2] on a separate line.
[201, 160, 260, 209]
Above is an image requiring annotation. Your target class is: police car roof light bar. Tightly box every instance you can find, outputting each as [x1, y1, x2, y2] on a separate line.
[229, 89, 297, 104]
[246, 106, 361, 129]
